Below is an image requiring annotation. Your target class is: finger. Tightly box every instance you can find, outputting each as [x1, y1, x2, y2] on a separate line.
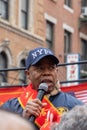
[33, 99, 43, 107]
[42, 102, 47, 107]
[26, 100, 42, 112]
[26, 102, 42, 112]
[26, 109, 40, 117]
[27, 99, 43, 109]
[23, 106, 41, 118]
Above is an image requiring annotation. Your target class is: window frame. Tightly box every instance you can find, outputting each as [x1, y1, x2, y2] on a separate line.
[20, 0, 28, 29]
[81, 39, 87, 71]
[64, 0, 72, 8]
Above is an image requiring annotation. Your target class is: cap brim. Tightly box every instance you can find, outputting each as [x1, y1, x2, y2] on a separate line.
[31, 54, 59, 65]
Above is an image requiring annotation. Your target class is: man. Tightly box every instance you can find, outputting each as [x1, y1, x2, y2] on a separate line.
[56, 104, 87, 130]
[1, 47, 83, 128]
[0, 109, 35, 130]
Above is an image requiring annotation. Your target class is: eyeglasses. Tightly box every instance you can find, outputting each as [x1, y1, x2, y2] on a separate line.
[34, 64, 57, 72]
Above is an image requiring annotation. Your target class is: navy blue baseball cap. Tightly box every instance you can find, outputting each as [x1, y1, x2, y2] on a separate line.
[26, 47, 59, 69]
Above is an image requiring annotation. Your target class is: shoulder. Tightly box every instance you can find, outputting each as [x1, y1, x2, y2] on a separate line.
[3, 98, 18, 106]
[50, 91, 84, 110]
[61, 92, 84, 110]
[1, 98, 23, 114]
[61, 91, 83, 104]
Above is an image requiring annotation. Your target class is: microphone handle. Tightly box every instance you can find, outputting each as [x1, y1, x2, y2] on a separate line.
[28, 90, 46, 123]
[36, 90, 45, 101]
[28, 115, 36, 122]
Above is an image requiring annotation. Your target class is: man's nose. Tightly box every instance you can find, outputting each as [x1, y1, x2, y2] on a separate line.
[43, 67, 51, 74]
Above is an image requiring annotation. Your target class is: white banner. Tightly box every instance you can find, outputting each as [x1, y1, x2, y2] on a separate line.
[66, 54, 80, 86]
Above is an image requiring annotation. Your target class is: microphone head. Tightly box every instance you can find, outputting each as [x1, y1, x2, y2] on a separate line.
[38, 83, 48, 92]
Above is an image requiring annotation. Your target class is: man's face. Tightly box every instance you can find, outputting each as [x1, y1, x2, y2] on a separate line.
[26, 56, 58, 93]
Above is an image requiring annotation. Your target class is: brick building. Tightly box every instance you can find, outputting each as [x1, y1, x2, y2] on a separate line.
[44, 0, 87, 83]
[0, 0, 87, 86]
[0, 0, 46, 85]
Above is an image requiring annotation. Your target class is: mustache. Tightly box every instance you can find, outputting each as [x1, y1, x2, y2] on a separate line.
[40, 79, 53, 83]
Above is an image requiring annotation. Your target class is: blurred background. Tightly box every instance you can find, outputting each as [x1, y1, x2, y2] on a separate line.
[0, 0, 87, 87]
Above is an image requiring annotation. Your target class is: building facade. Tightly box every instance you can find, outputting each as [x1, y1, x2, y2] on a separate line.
[44, 0, 87, 83]
[0, 0, 46, 85]
[0, 0, 87, 86]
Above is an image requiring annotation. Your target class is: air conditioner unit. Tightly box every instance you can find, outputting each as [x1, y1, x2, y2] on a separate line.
[81, 7, 87, 16]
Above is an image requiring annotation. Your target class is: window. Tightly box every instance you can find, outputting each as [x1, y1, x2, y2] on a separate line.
[82, 0, 87, 7]
[81, 39, 87, 71]
[0, 52, 8, 84]
[19, 59, 26, 85]
[64, 30, 72, 61]
[64, 0, 72, 8]
[46, 21, 54, 49]
[0, 0, 9, 20]
[21, 0, 28, 29]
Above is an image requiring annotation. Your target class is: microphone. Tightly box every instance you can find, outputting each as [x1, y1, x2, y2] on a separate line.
[28, 83, 48, 122]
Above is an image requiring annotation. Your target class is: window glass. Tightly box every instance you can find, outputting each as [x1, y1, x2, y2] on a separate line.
[21, 0, 28, 29]
[21, 0, 28, 11]
[21, 12, 27, 29]
[46, 21, 54, 49]
[64, 0, 72, 8]
[82, 0, 87, 7]
[0, 0, 9, 20]
[64, 30, 72, 61]
[81, 39, 87, 71]
[0, 52, 8, 84]
[19, 59, 26, 85]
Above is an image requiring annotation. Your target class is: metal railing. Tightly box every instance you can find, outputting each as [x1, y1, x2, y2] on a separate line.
[0, 60, 87, 87]
[58, 60, 87, 84]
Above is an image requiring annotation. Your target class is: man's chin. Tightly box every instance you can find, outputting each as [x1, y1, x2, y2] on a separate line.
[46, 88, 54, 94]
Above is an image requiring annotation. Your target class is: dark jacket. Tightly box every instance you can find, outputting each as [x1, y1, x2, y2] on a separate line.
[2, 91, 83, 114]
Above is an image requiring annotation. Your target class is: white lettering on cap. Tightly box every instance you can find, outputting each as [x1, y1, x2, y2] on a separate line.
[44, 49, 52, 55]
[32, 49, 43, 59]
[32, 49, 52, 59]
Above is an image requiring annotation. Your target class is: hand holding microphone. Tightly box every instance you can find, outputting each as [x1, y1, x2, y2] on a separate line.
[22, 83, 48, 122]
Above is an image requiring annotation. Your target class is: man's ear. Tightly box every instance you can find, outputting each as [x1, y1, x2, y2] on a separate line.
[56, 67, 58, 72]
[25, 70, 29, 75]
[25, 70, 30, 79]
[25, 70, 31, 84]
[56, 67, 59, 80]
